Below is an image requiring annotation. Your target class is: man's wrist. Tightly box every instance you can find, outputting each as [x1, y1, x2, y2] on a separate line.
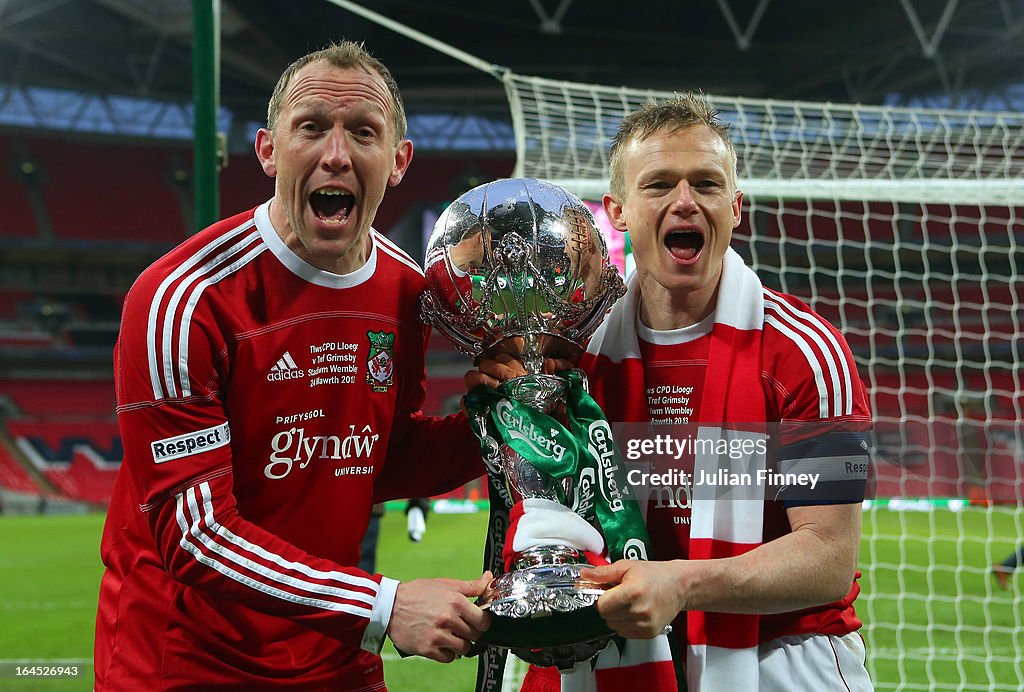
[674, 557, 721, 613]
[360, 576, 399, 653]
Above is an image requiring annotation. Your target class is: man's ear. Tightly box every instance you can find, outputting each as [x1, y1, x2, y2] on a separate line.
[603, 193, 628, 233]
[388, 139, 414, 187]
[255, 128, 276, 177]
[732, 189, 743, 228]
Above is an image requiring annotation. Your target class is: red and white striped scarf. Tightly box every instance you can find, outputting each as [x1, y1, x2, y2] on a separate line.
[580, 247, 768, 691]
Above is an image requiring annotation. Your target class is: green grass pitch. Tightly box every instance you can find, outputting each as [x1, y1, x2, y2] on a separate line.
[1, 506, 1022, 690]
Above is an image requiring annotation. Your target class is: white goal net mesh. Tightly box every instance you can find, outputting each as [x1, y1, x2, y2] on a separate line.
[503, 71, 1024, 690]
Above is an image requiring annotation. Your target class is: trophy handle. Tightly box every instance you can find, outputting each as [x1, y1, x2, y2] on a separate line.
[470, 410, 517, 508]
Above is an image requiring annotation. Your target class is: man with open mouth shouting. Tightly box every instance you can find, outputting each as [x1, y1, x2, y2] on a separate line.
[569, 93, 875, 692]
[474, 94, 874, 691]
[95, 41, 489, 691]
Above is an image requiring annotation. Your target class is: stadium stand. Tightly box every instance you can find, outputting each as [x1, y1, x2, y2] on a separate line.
[0, 378, 116, 419]
[3, 131, 1016, 510]
[36, 446, 120, 506]
[0, 440, 43, 495]
[0, 136, 40, 239]
[0, 370, 119, 507]
[9, 420, 121, 460]
[219, 148, 276, 220]
[26, 135, 188, 244]
[368, 155, 512, 233]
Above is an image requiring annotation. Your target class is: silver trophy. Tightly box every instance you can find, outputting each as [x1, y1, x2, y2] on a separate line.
[421, 178, 627, 667]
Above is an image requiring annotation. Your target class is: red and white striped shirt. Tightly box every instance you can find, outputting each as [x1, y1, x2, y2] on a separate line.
[95, 202, 481, 690]
[582, 284, 871, 646]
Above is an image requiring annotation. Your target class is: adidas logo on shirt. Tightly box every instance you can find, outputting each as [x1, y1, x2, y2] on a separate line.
[267, 351, 306, 382]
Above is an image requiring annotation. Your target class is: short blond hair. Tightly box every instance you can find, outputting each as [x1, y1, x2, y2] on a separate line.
[608, 92, 737, 197]
[266, 40, 407, 144]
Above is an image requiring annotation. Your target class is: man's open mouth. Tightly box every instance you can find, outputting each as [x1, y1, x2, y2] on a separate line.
[665, 230, 704, 261]
[310, 189, 355, 223]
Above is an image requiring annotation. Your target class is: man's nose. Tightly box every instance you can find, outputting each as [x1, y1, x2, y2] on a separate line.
[321, 130, 352, 172]
[671, 182, 698, 214]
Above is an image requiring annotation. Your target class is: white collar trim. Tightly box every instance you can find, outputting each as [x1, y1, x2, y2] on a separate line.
[636, 310, 715, 345]
[254, 200, 377, 289]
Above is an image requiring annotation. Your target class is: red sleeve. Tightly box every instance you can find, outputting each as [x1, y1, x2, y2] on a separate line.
[115, 270, 395, 653]
[762, 291, 872, 429]
[375, 409, 482, 502]
[762, 292, 872, 506]
[145, 467, 394, 650]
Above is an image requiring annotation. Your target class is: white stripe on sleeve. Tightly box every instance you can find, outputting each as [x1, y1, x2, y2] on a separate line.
[374, 230, 425, 276]
[171, 482, 376, 618]
[174, 241, 266, 397]
[146, 220, 255, 399]
[764, 292, 853, 416]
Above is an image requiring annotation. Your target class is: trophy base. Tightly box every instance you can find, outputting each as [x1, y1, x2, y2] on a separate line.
[481, 545, 614, 669]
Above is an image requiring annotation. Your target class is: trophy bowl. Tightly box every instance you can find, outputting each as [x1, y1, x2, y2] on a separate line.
[421, 178, 628, 668]
[420, 177, 623, 377]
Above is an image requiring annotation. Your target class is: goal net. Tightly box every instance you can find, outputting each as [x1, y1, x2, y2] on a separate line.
[503, 72, 1024, 690]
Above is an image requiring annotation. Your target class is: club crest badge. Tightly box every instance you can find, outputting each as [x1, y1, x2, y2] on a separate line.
[365, 331, 395, 392]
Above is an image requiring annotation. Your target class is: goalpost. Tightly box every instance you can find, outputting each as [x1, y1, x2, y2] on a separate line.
[503, 71, 1024, 691]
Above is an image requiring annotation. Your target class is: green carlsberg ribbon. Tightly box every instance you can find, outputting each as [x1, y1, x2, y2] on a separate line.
[464, 371, 652, 563]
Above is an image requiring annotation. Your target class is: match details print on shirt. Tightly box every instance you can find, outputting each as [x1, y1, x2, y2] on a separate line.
[305, 340, 361, 388]
[646, 384, 697, 425]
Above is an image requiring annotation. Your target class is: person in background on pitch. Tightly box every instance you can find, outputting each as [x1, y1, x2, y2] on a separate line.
[954, 394, 993, 506]
[358, 498, 430, 573]
[471, 93, 873, 690]
[359, 502, 388, 573]
[993, 544, 1024, 589]
[95, 40, 489, 690]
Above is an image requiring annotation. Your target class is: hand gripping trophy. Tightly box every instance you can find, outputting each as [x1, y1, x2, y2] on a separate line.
[421, 178, 653, 671]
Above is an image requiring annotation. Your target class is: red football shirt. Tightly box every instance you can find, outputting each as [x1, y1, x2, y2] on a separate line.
[95, 202, 482, 690]
[592, 289, 872, 643]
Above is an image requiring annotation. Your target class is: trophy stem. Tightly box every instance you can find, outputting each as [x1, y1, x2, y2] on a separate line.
[499, 373, 566, 413]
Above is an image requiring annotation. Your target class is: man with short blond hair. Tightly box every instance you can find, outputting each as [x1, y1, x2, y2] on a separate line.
[476, 93, 873, 691]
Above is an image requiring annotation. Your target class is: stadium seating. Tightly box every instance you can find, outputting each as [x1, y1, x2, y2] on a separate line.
[0, 442, 43, 494]
[750, 200, 902, 244]
[0, 377, 118, 505]
[10, 419, 121, 460]
[0, 139, 516, 508]
[5, 419, 120, 506]
[39, 446, 119, 506]
[1, 133, 515, 243]
[869, 367, 1020, 503]
[5, 128, 1017, 511]
[25, 135, 188, 243]
[364, 155, 513, 233]
[0, 378, 116, 419]
[219, 151, 276, 219]
[0, 136, 40, 239]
